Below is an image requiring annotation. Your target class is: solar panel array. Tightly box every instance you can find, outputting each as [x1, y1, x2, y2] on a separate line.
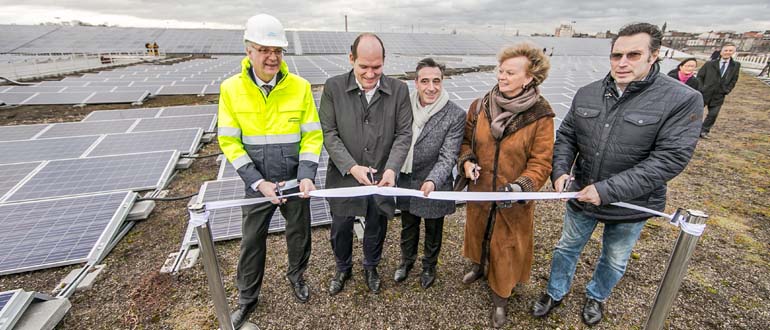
[0, 103, 216, 276]
[2, 24, 618, 56]
[184, 149, 333, 245]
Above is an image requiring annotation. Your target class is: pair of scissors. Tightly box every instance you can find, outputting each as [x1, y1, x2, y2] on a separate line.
[562, 153, 579, 192]
[274, 181, 285, 204]
[367, 166, 376, 185]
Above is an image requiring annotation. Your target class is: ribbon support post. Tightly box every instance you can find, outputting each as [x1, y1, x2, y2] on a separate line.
[644, 209, 709, 330]
[188, 203, 235, 330]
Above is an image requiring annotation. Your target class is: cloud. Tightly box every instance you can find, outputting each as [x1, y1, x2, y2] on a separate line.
[0, 1, 768, 34]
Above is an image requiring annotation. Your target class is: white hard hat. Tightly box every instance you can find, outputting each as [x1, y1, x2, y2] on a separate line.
[244, 14, 288, 48]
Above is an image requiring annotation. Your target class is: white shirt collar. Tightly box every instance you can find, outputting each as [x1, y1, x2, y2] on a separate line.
[355, 79, 380, 102]
[252, 67, 277, 87]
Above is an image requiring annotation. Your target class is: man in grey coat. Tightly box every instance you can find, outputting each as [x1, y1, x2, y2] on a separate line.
[319, 33, 413, 295]
[393, 58, 465, 289]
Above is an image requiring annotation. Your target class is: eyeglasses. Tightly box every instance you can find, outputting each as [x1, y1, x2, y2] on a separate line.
[251, 46, 285, 57]
[610, 51, 643, 62]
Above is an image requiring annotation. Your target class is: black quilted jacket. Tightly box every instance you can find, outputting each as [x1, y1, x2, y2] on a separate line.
[552, 63, 703, 222]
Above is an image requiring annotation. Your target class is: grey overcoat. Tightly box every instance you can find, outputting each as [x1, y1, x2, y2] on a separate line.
[396, 100, 465, 219]
[319, 70, 413, 218]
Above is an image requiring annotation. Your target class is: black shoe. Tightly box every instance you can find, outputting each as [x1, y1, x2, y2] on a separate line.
[289, 276, 309, 303]
[420, 267, 436, 289]
[230, 300, 258, 329]
[394, 263, 412, 283]
[328, 270, 351, 296]
[532, 293, 561, 318]
[581, 298, 603, 326]
[364, 268, 381, 293]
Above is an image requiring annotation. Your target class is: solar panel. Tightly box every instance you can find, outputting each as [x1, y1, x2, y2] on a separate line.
[0, 136, 98, 164]
[85, 128, 202, 157]
[0, 192, 136, 275]
[0, 290, 15, 311]
[217, 160, 239, 180]
[187, 149, 331, 244]
[0, 124, 49, 142]
[82, 108, 161, 122]
[84, 91, 149, 105]
[159, 104, 218, 117]
[0, 162, 42, 199]
[37, 119, 137, 139]
[4, 151, 178, 202]
[155, 85, 206, 96]
[21, 92, 93, 105]
[131, 114, 216, 132]
[186, 179, 333, 244]
[0, 93, 36, 105]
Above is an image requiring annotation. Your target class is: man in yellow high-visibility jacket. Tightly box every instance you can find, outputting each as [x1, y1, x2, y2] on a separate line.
[217, 13, 322, 329]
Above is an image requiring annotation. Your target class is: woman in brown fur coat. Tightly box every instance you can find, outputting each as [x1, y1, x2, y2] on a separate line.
[458, 43, 555, 328]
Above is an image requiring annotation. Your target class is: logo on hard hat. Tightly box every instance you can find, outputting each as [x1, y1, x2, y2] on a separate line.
[267, 32, 278, 37]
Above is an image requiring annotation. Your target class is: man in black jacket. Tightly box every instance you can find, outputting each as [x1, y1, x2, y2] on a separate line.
[532, 23, 702, 326]
[698, 42, 740, 139]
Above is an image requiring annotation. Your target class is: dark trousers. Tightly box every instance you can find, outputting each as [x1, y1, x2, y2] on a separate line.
[330, 196, 388, 272]
[702, 103, 723, 134]
[237, 197, 311, 304]
[400, 211, 444, 269]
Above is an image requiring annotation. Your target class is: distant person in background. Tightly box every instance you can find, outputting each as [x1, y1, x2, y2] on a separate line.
[710, 47, 721, 61]
[664, 49, 670, 58]
[152, 42, 159, 56]
[458, 43, 554, 328]
[393, 58, 465, 289]
[758, 59, 770, 77]
[668, 57, 702, 93]
[697, 42, 740, 139]
[145, 42, 151, 55]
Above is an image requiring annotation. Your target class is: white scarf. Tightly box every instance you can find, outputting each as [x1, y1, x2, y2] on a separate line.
[401, 88, 450, 174]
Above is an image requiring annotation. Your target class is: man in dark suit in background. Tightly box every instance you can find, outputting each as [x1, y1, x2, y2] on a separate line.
[697, 42, 740, 139]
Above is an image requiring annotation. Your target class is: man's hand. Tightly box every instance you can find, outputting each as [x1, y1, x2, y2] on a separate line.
[553, 174, 571, 193]
[420, 181, 435, 197]
[576, 184, 601, 205]
[257, 181, 286, 205]
[299, 178, 316, 198]
[350, 165, 376, 185]
[463, 161, 481, 180]
[377, 169, 396, 187]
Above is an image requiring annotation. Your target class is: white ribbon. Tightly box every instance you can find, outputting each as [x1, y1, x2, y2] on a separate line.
[612, 202, 705, 237]
[188, 209, 211, 227]
[187, 186, 704, 236]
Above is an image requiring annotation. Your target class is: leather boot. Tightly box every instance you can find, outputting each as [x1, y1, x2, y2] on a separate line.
[491, 292, 508, 328]
[462, 263, 483, 284]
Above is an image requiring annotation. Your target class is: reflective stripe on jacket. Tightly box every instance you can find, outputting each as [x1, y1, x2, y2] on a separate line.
[218, 57, 322, 190]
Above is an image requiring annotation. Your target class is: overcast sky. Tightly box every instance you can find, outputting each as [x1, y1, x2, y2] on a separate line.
[1, 1, 768, 35]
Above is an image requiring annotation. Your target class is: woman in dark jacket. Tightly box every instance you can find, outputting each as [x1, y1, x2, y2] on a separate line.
[667, 57, 702, 93]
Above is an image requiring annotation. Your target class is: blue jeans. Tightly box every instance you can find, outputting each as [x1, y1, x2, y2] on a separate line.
[546, 206, 647, 302]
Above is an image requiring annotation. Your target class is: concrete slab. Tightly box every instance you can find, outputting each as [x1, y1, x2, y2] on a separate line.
[56, 265, 106, 294]
[126, 200, 156, 221]
[13, 298, 71, 330]
[176, 158, 194, 169]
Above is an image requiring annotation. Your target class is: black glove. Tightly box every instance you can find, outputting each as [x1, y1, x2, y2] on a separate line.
[496, 183, 522, 209]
